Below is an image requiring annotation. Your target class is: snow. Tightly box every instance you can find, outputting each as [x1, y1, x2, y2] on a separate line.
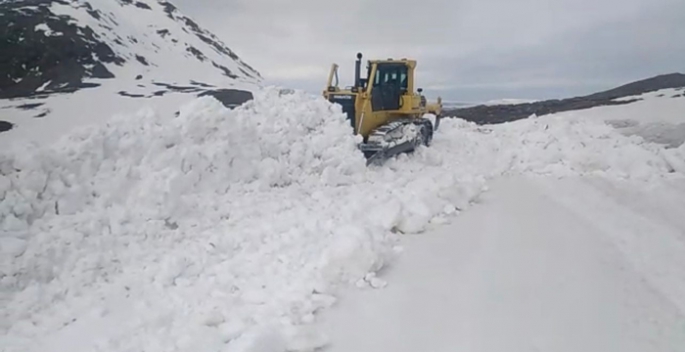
[372, 122, 421, 148]
[440, 100, 474, 109]
[558, 88, 685, 148]
[34, 23, 57, 36]
[2, 85, 685, 352]
[34, 80, 51, 92]
[612, 87, 683, 102]
[316, 88, 685, 352]
[483, 97, 538, 105]
[0, 85, 230, 149]
[320, 175, 685, 352]
[440, 98, 538, 109]
[0, 88, 485, 352]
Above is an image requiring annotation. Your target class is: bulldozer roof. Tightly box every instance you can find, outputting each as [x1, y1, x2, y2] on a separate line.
[366, 58, 416, 67]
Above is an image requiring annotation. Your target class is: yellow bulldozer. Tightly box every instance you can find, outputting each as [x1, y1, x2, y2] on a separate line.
[323, 52, 443, 165]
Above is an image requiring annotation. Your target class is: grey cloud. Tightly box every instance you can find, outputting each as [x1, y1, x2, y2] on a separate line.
[413, 0, 685, 101]
[174, 0, 685, 102]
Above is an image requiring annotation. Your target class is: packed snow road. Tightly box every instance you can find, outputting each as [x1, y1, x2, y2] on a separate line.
[320, 175, 685, 352]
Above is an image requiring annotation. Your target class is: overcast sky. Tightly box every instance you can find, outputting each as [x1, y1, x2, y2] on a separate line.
[174, 0, 685, 103]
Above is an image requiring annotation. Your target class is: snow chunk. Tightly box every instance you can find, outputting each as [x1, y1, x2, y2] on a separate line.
[0, 237, 27, 257]
[662, 143, 685, 173]
[34, 23, 56, 36]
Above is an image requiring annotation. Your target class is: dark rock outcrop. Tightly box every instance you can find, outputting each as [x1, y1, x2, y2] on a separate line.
[0, 121, 13, 132]
[445, 73, 685, 124]
[198, 89, 254, 109]
[0, 0, 124, 99]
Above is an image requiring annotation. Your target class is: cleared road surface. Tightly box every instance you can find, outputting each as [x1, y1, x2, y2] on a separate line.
[321, 175, 685, 352]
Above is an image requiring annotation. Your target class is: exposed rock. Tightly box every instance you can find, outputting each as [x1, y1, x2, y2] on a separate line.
[0, 121, 13, 132]
[157, 29, 170, 38]
[153, 82, 203, 92]
[190, 80, 215, 88]
[134, 2, 151, 10]
[118, 91, 146, 98]
[198, 89, 254, 109]
[212, 61, 238, 79]
[186, 45, 207, 62]
[135, 55, 149, 66]
[16, 103, 44, 110]
[34, 109, 50, 118]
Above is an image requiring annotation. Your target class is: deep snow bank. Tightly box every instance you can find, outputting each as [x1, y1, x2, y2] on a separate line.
[559, 88, 685, 149]
[2, 88, 684, 352]
[0, 88, 485, 352]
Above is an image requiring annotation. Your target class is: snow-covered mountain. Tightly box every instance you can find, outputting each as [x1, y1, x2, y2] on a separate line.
[0, 0, 262, 144]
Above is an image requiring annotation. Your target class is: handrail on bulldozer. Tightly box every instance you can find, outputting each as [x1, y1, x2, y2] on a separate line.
[327, 63, 339, 89]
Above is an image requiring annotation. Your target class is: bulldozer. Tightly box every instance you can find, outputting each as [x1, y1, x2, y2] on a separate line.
[323, 52, 443, 165]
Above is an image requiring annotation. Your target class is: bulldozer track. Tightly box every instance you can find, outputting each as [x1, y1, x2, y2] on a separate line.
[361, 117, 434, 165]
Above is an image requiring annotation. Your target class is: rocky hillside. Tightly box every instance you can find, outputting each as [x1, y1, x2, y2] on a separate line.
[0, 0, 261, 137]
[445, 73, 685, 124]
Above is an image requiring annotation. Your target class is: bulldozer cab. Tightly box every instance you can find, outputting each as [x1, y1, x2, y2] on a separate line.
[369, 62, 410, 111]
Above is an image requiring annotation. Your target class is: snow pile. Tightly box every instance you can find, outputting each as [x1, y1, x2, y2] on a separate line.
[498, 116, 679, 179]
[0, 88, 485, 352]
[430, 115, 684, 181]
[374, 123, 420, 148]
[551, 87, 685, 149]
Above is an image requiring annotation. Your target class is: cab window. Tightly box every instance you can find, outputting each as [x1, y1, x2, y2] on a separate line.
[373, 64, 408, 91]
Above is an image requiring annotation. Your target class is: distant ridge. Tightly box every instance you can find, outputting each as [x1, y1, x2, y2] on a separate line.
[585, 73, 685, 100]
[446, 73, 685, 124]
